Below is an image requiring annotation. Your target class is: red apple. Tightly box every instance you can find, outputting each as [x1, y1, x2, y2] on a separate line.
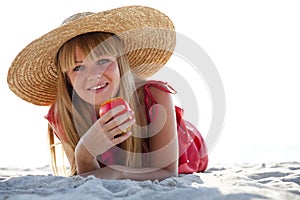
[99, 97, 132, 137]
[99, 97, 131, 117]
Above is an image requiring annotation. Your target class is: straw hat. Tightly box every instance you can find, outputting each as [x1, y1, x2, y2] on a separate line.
[7, 5, 176, 106]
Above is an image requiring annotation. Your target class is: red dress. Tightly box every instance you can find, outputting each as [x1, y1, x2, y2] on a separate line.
[45, 80, 208, 174]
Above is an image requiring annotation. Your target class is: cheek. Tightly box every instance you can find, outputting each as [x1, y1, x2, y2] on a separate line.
[107, 62, 121, 80]
[67, 73, 84, 91]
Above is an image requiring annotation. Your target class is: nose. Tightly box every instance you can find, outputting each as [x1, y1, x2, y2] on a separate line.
[87, 63, 105, 81]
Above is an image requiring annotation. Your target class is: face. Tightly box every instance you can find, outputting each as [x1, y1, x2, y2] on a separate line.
[66, 46, 121, 107]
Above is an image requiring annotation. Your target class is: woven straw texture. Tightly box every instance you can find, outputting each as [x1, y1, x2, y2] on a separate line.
[7, 5, 176, 106]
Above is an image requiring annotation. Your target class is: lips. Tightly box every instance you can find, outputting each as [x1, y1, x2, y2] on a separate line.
[87, 82, 108, 92]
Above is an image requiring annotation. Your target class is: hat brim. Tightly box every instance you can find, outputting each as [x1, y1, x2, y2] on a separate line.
[7, 5, 176, 106]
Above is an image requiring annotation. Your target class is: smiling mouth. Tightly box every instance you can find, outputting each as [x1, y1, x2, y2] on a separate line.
[88, 82, 109, 91]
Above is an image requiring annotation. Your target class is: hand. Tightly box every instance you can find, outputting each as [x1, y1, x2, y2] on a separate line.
[79, 105, 135, 158]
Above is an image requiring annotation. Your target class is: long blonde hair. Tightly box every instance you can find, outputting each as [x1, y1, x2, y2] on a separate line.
[48, 32, 148, 176]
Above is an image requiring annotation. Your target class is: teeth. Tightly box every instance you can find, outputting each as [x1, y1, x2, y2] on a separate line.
[90, 83, 106, 90]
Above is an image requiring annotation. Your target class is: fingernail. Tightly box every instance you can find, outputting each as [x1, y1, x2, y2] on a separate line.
[117, 105, 125, 111]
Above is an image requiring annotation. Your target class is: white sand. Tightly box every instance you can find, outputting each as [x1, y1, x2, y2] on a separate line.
[1, 162, 299, 200]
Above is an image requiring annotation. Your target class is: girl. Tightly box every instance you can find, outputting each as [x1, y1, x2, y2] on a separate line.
[7, 6, 208, 180]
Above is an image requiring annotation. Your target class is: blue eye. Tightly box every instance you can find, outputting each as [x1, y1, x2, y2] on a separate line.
[73, 65, 85, 71]
[97, 59, 110, 65]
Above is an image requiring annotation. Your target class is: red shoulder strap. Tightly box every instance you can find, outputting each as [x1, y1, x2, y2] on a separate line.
[45, 103, 67, 142]
[44, 103, 55, 125]
[144, 80, 177, 123]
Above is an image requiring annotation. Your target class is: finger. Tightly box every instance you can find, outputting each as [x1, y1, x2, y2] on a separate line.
[111, 131, 132, 145]
[100, 115, 135, 140]
[96, 113, 134, 141]
[99, 105, 126, 123]
[105, 110, 135, 132]
[110, 117, 136, 138]
[105, 116, 135, 139]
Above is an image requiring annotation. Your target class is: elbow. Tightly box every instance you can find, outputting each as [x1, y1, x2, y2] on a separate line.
[157, 166, 178, 180]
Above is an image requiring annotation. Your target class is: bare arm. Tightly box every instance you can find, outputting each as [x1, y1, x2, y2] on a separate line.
[67, 141, 174, 181]
[64, 87, 178, 180]
[80, 165, 175, 181]
[147, 86, 178, 176]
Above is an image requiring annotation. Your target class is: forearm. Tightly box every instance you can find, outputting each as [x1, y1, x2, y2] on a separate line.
[121, 166, 178, 181]
[74, 140, 100, 174]
[80, 165, 178, 181]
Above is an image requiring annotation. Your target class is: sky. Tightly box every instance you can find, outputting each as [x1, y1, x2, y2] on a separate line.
[1, 0, 300, 168]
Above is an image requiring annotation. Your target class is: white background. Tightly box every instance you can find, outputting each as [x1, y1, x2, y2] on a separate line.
[1, 0, 299, 168]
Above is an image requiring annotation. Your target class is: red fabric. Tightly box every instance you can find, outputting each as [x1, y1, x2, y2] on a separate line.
[44, 104, 67, 142]
[144, 80, 208, 173]
[45, 80, 208, 173]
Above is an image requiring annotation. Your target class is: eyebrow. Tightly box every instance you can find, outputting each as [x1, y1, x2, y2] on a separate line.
[75, 61, 83, 64]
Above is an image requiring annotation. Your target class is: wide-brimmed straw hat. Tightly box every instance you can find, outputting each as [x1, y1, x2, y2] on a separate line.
[7, 5, 176, 106]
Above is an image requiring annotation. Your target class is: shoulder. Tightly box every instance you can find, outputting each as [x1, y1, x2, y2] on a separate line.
[145, 81, 176, 111]
[145, 80, 176, 94]
[148, 85, 173, 103]
[137, 80, 178, 124]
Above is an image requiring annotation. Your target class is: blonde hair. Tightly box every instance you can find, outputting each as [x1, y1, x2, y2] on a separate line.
[48, 32, 148, 176]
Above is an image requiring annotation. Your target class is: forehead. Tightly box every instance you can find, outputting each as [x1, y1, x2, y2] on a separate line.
[74, 46, 86, 61]
[74, 45, 117, 63]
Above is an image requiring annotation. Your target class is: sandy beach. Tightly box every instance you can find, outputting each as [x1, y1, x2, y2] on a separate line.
[1, 162, 299, 200]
